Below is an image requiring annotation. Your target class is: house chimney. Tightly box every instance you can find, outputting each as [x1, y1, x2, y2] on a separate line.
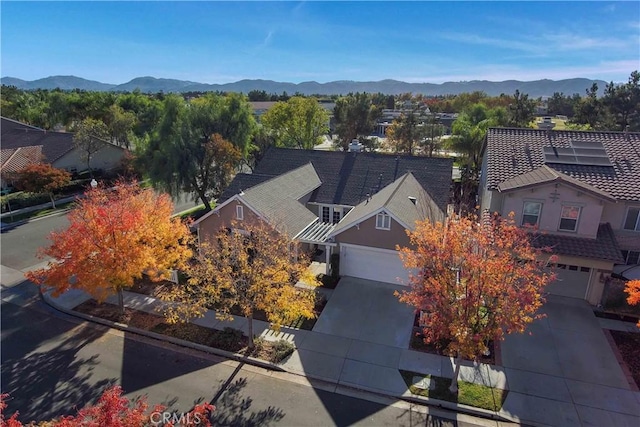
[624, 125, 630, 141]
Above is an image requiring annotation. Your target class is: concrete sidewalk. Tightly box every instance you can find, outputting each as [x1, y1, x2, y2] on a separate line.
[43, 287, 515, 422]
[42, 286, 640, 426]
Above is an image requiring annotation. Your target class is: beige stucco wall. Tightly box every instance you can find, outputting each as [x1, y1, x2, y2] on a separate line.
[501, 183, 606, 239]
[54, 144, 124, 172]
[197, 199, 261, 243]
[334, 215, 411, 251]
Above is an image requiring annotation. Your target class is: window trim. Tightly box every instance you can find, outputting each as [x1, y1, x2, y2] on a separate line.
[236, 205, 244, 220]
[623, 207, 640, 232]
[376, 212, 391, 230]
[558, 205, 581, 232]
[522, 201, 542, 227]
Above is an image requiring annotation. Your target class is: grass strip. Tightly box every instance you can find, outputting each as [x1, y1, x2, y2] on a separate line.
[400, 369, 507, 412]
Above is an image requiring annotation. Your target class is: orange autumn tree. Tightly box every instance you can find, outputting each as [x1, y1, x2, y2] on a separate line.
[160, 221, 317, 348]
[1, 386, 214, 426]
[397, 212, 556, 392]
[27, 180, 193, 314]
[624, 279, 640, 327]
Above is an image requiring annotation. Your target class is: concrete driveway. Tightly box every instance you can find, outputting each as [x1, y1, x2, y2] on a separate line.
[312, 277, 414, 348]
[500, 295, 640, 426]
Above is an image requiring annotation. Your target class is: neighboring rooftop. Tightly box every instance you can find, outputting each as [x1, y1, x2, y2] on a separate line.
[331, 172, 444, 236]
[231, 147, 453, 211]
[484, 128, 640, 201]
[1, 117, 74, 163]
[0, 146, 43, 175]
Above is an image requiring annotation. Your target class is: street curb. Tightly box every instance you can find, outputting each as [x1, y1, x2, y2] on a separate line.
[1, 207, 73, 230]
[400, 394, 518, 423]
[40, 290, 285, 373]
[40, 290, 518, 423]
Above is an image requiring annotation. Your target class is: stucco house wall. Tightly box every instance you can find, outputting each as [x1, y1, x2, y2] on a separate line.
[501, 183, 605, 239]
[197, 199, 261, 243]
[54, 144, 125, 172]
[333, 215, 411, 251]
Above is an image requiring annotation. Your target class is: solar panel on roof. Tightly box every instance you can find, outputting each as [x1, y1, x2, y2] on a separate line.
[542, 140, 612, 167]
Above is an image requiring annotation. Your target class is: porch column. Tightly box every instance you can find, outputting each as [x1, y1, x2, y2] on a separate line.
[325, 245, 331, 275]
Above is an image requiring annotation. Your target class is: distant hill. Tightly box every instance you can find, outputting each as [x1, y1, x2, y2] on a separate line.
[1, 75, 610, 97]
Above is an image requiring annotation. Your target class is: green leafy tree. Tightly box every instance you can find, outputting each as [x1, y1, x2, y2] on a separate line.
[141, 94, 252, 210]
[106, 104, 138, 149]
[507, 90, 536, 127]
[261, 96, 329, 149]
[73, 117, 110, 175]
[333, 93, 381, 150]
[602, 71, 640, 131]
[385, 108, 426, 155]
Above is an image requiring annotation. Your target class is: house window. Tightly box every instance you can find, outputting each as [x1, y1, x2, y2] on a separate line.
[558, 205, 580, 231]
[236, 205, 244, 220]
[322, 206, 330, 223]
[623, 207, 640, 231]
[376, 212, 391, 230]
[522, 202, 542, 226]
[622, 250, 640, 265]
[332, 210, 341, 224]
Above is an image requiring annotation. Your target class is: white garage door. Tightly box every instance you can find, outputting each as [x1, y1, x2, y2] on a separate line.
[339, 244, 409, 285]
[546, 267, 591, 299]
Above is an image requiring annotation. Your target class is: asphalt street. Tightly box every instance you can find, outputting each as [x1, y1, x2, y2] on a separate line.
[0, 199, 496, 427]
[1, 292, 491, 427]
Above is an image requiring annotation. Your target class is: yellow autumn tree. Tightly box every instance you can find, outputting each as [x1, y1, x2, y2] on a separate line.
[27, 180, 193, 315]
[160, 221, 318, 348]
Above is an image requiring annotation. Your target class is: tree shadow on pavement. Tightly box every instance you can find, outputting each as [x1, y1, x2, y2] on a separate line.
[208, 368, 285, 427]
[1, 321, 114, 422]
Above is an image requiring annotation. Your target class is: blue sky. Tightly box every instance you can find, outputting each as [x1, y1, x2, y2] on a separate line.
[1, 1, 638, 84]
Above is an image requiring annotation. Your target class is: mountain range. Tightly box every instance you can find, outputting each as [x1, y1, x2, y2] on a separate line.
[1, 75, 609, 98]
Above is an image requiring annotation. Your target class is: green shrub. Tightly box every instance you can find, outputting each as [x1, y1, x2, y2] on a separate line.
[271, 339, 295, 363]
[1, 191, 51, 211]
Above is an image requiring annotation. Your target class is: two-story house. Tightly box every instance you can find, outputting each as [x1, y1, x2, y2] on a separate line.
[479, 127, 640, 304]
[194, 147, 452, 286]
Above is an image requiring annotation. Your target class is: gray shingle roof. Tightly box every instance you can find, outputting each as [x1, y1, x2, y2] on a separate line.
[497, 165, 616, 201]
[531, 223, 624, 263]
[331, 172, 444, 236]
[485, 128, 640, 202]
[1, 126, 75, 164]
[241, 163, 321, 237]
[252, 147, 453, 211]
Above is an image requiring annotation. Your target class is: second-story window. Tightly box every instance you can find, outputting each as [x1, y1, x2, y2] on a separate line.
[623, 207, 640, 231]
[522, 202, 542, 226]
[236, 205, 244, 220]
[332, 210, 341, 224]
[559, 205, 580, 231]
[376, 212, 391, 230]
[322, 206, 330, 223]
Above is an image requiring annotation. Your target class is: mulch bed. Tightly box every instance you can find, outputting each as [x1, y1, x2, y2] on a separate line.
[73, 299, 292, 362]
[609, 330, 640, 389]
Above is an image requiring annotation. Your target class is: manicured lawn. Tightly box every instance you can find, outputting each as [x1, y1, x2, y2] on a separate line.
[400, 369, 508, 412]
